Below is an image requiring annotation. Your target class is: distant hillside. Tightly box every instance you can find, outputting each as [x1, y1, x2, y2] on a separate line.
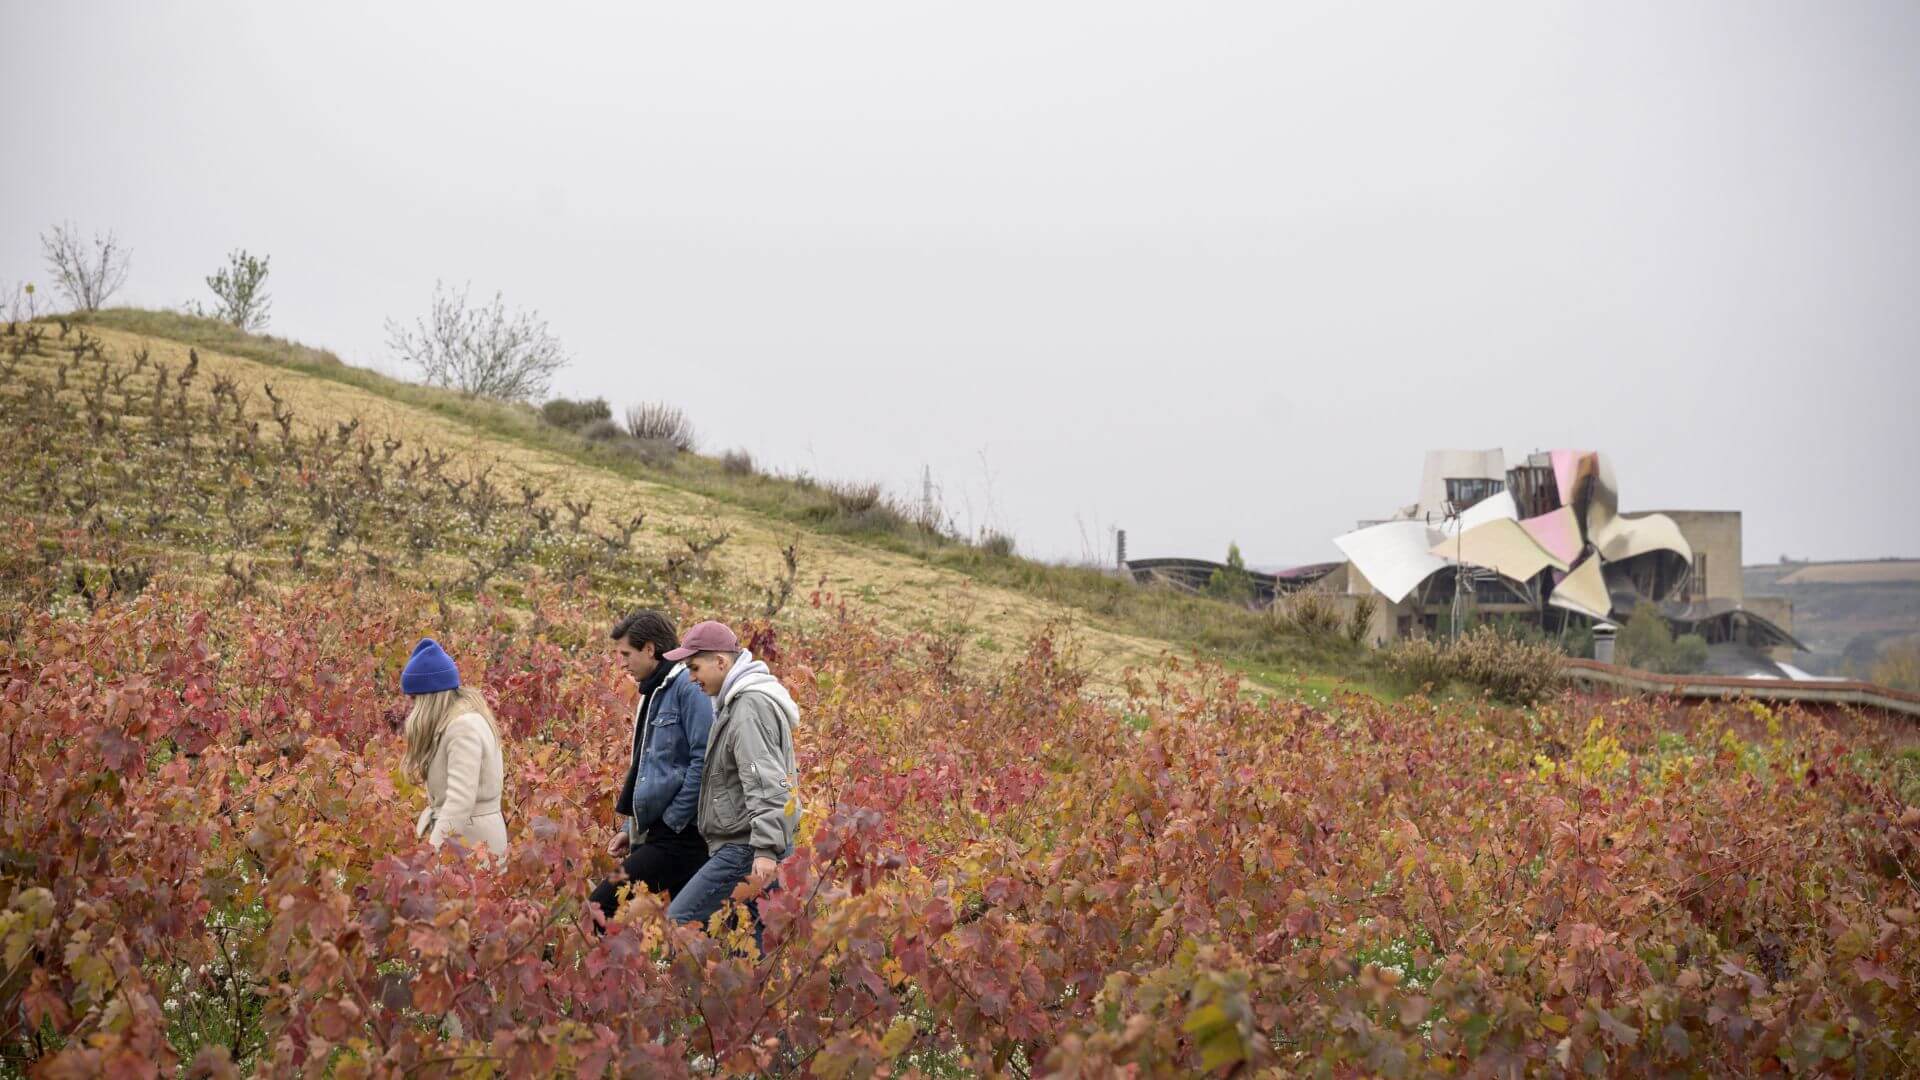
[16, 310, 1372, 693]
[1746, 559, 1920, 675]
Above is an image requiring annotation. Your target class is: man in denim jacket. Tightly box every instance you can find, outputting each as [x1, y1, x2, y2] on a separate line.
[588, 609, 715, 928]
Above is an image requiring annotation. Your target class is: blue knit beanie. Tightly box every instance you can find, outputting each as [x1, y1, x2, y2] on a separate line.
[401, 637, 461, 695]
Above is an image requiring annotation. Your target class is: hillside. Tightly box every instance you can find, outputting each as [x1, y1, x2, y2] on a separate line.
[6, 313, 1920, 1075]
[1746, 559, 1920, 676]
[10, 310, 1361, 694]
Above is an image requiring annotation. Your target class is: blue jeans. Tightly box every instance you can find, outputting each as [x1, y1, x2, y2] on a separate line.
[667, 843, 761, 929]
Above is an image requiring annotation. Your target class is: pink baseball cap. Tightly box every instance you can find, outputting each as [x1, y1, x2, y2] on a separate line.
[663, 620, 740, 661]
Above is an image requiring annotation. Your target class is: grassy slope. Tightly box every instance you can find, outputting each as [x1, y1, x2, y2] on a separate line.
[67, 309, 1376, 694]
[1746, 561, 1920, 676]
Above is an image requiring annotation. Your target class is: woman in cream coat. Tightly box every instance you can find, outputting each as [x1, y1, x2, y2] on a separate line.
[400, 638, 508, 857]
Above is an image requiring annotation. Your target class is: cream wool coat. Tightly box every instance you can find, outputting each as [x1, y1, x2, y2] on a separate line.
[414, 711, 507, 856]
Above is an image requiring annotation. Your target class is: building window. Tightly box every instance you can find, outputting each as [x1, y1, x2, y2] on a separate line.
[1504, 464, 1557, 517]
[1445, 477, 1504, 512]
[1688, 553, 1709, 600]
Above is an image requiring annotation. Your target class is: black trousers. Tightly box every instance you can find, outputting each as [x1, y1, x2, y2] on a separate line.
[588, 821, 710, 930]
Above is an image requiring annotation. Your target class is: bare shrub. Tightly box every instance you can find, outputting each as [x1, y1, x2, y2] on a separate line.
[1384, 635, 1453, 691]
[978, 531, 1016, 557]
[763, 542, 799, 617]
[1384, 626, 1563, 704]
[385, 281, 568, 402]
[41, 223, 131, 312]
[1345, 592, 1379, 645]
[1451, 627, 1565, 703]
[206, 249, 272, 331]
[816, 480, 911, 533]
[623, 402, 695, 451]
[721, 449, 755, 476]
[1270, 586, 1343, 638]
[825, 481, 886, 516]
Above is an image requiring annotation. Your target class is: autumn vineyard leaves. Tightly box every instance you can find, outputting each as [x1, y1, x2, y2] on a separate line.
[3, 322, 1920, 1076]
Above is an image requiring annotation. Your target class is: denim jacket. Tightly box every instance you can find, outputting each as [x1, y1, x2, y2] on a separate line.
[615, 664, 714, 837]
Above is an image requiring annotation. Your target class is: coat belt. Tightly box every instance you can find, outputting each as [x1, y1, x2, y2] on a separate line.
[417, 798, 505, 836]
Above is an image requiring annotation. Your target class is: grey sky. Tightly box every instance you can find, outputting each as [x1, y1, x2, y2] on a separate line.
[6, 2, 1916, 567]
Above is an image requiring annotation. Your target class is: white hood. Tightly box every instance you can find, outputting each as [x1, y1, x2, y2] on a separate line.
[717, 649, 800, 724]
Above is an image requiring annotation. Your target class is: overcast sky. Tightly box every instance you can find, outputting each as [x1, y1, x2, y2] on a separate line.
[6, 2, 1916, 567]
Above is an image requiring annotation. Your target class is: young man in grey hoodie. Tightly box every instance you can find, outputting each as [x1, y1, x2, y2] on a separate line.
[661, 620, 801, 930]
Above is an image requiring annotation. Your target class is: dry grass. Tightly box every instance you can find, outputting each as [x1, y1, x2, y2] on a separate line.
[67, 323, 1182, 691]
[1383, 626, 1565, 704]
[1269, 587, 1343, 637]
[67, 309, 1382, 697]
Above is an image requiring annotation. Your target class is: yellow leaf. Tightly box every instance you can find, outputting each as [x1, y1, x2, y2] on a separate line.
[1199, 1030, 1248, 1071]
[812, 1050, 856, 1080]
[1540, 1012, 1570, 1033]
[1182, 1002, 1234, 1040]
[879, 1017, 915, 1057]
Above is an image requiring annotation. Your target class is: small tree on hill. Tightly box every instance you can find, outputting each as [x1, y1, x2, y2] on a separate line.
[1619, 602, 1709, 674]
[206, 249, 273, 331]
[386, 281, 568, 402]
[1618, 603, 1673, 669]
[1669, 632, 1709, 673]
[41, 222, 131, 312]
[4, 281, 46, 323]
[1206, 542, 1256, 605]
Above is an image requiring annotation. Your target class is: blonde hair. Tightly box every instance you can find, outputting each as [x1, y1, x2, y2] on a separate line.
[402, 685, 502, 784]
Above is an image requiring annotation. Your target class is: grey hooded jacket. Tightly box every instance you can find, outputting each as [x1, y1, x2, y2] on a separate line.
[696, 650, 801, 859]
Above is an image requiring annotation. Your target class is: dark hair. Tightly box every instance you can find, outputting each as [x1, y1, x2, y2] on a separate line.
[610, 609, 678, 659]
